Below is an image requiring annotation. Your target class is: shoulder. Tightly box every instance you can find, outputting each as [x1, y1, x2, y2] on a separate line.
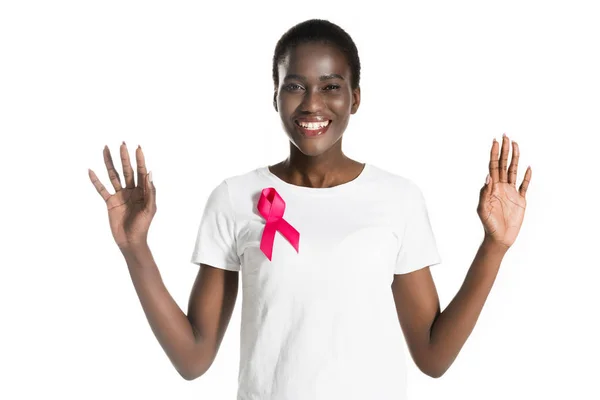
[218, 166, 268, 197]
[202, 166, 268, 214]
[366, 165, 435, 231]
[206, 166, 265, 194]
[366, 163, 423, 198]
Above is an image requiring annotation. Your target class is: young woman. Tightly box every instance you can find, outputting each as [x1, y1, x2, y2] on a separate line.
[89, 19, 532, 400]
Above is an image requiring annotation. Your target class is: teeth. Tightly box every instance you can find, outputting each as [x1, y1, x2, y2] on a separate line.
[297, 120, 330, 129]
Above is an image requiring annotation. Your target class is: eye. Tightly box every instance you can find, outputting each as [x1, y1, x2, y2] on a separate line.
[324, 84, 341, 91]
[284, 83, 303, 91]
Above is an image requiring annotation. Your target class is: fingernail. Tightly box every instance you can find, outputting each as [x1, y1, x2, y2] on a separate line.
[122, 141, 126, 145]
[149, 171, 153, 182]
[486, 174, 490, 184]
[503, 132, 506, 137]
[493, 138, 497, 143]
[138, 145, 141, 149]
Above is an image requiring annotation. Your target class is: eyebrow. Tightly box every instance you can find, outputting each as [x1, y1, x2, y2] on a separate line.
[283, 73, 345, 81]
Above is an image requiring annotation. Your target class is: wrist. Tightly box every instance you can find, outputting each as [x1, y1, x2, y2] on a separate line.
[482, 234, 509, 255]
[119, 241, 150, 256]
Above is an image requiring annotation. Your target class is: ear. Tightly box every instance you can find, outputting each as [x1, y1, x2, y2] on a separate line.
[273, 90, 278, 112]
[350, 86, 361, 114]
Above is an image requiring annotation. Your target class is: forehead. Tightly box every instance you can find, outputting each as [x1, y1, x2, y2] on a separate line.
[279, 42, 350, 78]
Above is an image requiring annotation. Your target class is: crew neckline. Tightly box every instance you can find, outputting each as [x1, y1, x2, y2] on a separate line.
[258, 163, 371, 195]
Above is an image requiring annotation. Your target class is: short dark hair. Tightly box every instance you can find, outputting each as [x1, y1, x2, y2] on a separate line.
[272, 19, 361, 90]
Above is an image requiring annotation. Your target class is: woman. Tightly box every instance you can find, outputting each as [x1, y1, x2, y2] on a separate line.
[89, 19, 532, 400]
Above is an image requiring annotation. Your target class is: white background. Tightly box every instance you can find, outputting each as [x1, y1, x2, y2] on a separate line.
[1, 1, 598, 399]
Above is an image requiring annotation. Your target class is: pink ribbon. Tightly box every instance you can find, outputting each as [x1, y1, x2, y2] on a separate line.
[257, 187, 300, 261]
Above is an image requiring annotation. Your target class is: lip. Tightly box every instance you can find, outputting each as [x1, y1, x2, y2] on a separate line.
[294, 119, 332, 138]
[295, 116, 330, 123]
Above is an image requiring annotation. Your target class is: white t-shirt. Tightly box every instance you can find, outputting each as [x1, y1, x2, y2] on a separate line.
[191, 163, 442, 400]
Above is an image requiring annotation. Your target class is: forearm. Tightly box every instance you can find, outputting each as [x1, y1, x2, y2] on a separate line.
[427, 235, 508, 377]
[120, 243, 209, 380]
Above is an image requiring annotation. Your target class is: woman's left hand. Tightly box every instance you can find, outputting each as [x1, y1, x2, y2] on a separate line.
[478, 133, 532, 249]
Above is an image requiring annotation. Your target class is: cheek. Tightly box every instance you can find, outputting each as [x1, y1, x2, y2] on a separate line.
[328, 93, 352, 112]
[279, 96, 301, 116]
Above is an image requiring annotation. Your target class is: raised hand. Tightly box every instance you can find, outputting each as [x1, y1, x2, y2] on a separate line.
[89, 143, 156, 249]
[477, 134, 532, 249]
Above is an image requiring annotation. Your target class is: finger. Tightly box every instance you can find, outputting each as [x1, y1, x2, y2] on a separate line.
[120, 141, 135, 188]
[103, 145, 123, 192]
[136, 145, 148, 188]
[518, 166, 532, 197]
[489, 138, 500, 183]
[88, 168, 111, 202]
[144, 171, 157, 212]
[499, 133, 509, 183]
[507, 141, 520, 186]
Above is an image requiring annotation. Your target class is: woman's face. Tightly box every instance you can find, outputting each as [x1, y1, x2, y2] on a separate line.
[274, 42, 360, 157]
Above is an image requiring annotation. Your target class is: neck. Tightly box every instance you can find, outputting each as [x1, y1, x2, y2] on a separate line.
[287, 148, 349, 173]
[273, 142, 360, 189]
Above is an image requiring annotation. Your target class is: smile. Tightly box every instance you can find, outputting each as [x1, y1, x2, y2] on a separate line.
[294, 120, 332, 137]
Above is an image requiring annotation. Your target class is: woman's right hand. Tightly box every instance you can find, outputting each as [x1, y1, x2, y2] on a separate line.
[89, 142, 157, 249]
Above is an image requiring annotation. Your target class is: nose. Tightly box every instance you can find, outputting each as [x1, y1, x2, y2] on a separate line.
[300, 88, 325, 113]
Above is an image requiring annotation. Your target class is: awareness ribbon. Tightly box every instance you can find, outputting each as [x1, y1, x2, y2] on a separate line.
[257, 187, 300, 261]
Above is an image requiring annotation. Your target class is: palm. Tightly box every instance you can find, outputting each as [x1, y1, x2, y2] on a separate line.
[89, 143, 156, 248]
[106, 186, 152, 245]
[477, 135, 532, 249]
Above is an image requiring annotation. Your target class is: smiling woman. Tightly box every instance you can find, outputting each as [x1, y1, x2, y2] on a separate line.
[271, 20, 361, 165]
[89, 18, 532, 400]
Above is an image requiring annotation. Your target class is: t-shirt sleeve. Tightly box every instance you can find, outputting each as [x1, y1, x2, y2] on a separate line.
[190, 180, 241, 271]
[394, 182, 442, 274]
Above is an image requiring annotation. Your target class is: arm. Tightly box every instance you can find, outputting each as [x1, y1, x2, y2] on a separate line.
[392, 134, 532, 378]
[90, 143, 239, 380]
[391, 236, 506, 378]
[122, 243, 238, 380]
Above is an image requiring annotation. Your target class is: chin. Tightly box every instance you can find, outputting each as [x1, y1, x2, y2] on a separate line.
[282, 121, 344, 156]
[295, 146, 327, 157]
[292, 136, 342, 157]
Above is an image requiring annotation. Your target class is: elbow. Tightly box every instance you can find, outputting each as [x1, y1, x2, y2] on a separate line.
[418, 364, 447, 379]
[176, 340, 219, 381]
[178, 362, 212, 381]
[176, 355, 214, 381]
[426, 367, 447, 379]
[416, 358, 449, 379]
[179, 369, 198, 381]
[414, 345, 454, 378]
[175, 360, 199, 381]
[177, 364, 206, 381]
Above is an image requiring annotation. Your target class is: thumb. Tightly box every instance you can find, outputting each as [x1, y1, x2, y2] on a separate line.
[480, 174, 491, 200]
[144, 171, 156, 211]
